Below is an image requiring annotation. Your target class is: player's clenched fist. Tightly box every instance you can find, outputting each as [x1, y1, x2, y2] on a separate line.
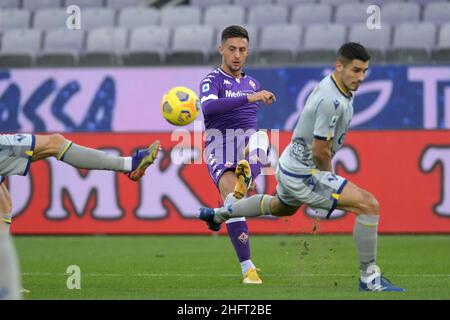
[247, 90, 276, 105]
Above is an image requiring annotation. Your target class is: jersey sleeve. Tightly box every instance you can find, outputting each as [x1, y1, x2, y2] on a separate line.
[199, 77, 220, 106]
[200, 75, 248, 117]
[313, 98, 340, 141]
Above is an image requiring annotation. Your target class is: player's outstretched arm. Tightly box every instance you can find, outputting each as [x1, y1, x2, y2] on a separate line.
[201, 95, 249, 116]
[247, 90, 276, 105]
[201, 90, 275, 116]
[312, 139, 333, 172]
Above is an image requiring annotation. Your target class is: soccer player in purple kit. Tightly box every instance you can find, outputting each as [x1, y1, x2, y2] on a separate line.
[199, 26, 275, 284]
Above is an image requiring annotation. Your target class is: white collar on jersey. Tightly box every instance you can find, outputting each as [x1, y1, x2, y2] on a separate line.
[218, 67, 246, 80]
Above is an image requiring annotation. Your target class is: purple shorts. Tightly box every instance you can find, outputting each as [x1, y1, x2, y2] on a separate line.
[206, 149, 262, 187]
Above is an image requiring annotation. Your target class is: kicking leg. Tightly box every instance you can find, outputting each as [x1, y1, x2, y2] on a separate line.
[32, 134, 160, 181]
[203, 193, 297, 225]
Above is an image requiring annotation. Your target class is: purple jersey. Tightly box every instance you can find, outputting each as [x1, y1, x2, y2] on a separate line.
[200, 67, 261, 132]
[199, 67, 262, 186]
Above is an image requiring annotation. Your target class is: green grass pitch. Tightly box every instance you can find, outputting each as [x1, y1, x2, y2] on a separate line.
[14, 235, 450, 300]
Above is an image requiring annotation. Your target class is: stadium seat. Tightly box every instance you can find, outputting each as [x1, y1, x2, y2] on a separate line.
[36, 28, 84, 66]
[387, 22, 436, 64]
[247, 5, 289, 27]
[233, 0, 272, 7]
[319, 0, 360, 5]
[160, 6, 201, 28]
[33, 8, 68, 30]
[0, 9, 31, 31]
[43, 28, 84, 52]
[382, 2, 421, 25]
[300, 24, 346, 64]
[191, 0, 232, 7]
[257, 24, 302, 65]
[79, 27, 127, 66]
[79, 7, 116, 30]
[64, 0, 104, 8]
[275, 0, 316, 7]
[335, 3, 373, 26]
[291, 4, 332, 26]
[424, 2, 450, 25]
[105, 0, 147, 10]
[22, 0, 62, 11]
[167, 25, 214, 65]
[0, 0, 21, 9]
[360, 0, 398, 5]
[118, 6, 159, 28]
[432, 22, 450, 64]
[0, 29, 42, 67]
[123, 26, 170, 65]
[210, 24, 258, 65]
[203, 5, 245, 29]
[405, 0, 437, 5]
[348, 24, 391, 64]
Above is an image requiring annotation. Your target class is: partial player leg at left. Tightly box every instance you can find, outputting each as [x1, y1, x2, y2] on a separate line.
[0, 133, 161, 181]
[0, 181, 21, 300]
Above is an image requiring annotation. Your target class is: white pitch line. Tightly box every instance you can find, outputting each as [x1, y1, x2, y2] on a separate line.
[21, 272, 450, 278]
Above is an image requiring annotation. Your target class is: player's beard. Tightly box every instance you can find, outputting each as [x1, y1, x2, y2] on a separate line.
[342, 77, 359, 92]
[229, 62, 242, 73]
[351, 81, 362, 91]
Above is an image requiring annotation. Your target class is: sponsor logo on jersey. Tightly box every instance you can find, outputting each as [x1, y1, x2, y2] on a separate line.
[291, 139, 305, 157]
[223, 79, 232, 86]
[225, 90, 248, 98]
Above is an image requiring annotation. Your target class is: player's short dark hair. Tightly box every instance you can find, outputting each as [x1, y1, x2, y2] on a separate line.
[337, 42, 371, 65]
[221, 25, 249, 44]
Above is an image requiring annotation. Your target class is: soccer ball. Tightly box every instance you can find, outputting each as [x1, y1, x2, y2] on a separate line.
[160, 86, 200, 126]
